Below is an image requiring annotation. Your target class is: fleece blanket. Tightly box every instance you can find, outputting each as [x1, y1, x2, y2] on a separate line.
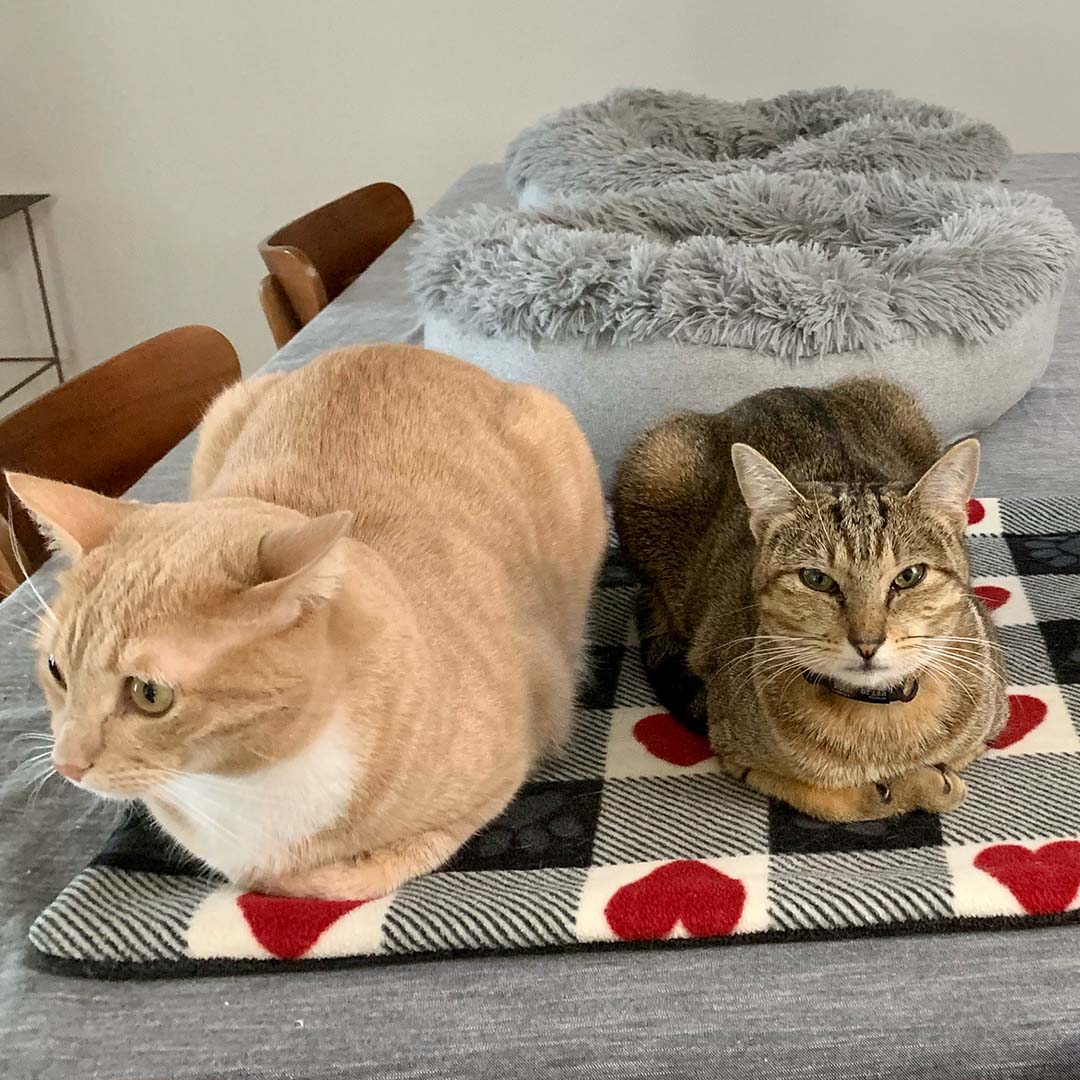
[505, 87, 1012, 206]
[412, 170, 1077, 361]
[28, 497, 1080, 978]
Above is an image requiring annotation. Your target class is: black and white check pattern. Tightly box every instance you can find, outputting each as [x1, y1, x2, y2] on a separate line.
[28, 498, 1080, 977]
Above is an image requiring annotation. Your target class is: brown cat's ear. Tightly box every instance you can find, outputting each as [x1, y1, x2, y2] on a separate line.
[257, 510, 354, 607]
[910, 439, 980, 525]
[4, 471, 136, 558]
[730, 444, 804, 540]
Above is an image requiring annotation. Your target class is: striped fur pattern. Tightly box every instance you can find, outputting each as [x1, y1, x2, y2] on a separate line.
[26, 495, 1080, 976]
[614, 379, 1009, 821]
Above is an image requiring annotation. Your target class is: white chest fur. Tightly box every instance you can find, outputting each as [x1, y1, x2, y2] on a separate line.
[147, 716, 356, 883]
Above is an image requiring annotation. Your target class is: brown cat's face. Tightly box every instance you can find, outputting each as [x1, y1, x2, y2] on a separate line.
[750, 486, 971, 691]
[8, 474, 352, 801]
[731, 440, 980, 693]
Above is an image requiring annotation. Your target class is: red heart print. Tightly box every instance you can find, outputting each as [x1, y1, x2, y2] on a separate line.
[990, 694, 1049, 750]
[967, 499, 986, 525]
[633, 712, 712, 767]
[974, 842, 1080, 915]
[973, 585, 1010, 611]
[238, 893, 367, 959]
[604, 860, 746, 941]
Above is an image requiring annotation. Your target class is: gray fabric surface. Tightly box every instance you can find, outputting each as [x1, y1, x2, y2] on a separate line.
[426, 290, 1063, 492]
[1, 155, 1079, 1080]
[416, 174, 1075, 489]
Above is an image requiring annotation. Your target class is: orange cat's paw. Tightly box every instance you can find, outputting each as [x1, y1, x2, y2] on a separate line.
[250, 859, 400, 901]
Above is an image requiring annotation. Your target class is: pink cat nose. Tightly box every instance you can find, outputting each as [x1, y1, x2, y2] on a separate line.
[55, 762, 88, 782]
[850, 637, 884, 660]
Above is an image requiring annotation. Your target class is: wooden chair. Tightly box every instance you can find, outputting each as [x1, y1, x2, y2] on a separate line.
[258, 182, 414, 347]
[0, 325, 240, 593]
[0, 510, 25, 596]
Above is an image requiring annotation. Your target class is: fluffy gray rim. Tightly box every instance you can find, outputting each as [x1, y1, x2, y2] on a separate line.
[506, 87, 1012, 200]
[411, 169, 1077, 361]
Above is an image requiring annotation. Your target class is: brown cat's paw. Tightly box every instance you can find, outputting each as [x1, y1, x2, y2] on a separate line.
[883, 764, 967, 815]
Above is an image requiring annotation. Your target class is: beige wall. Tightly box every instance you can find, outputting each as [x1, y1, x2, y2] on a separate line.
[2, 0, 1078, 382]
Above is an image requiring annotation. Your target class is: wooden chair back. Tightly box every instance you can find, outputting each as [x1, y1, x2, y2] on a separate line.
[258, 182, 413, 346]
[259, 274, 302, 350]
[0, 325, 240, 593]
[0, 510, 24, 596]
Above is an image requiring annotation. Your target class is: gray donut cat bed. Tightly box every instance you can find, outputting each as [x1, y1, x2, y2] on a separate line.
[506, 87, 1013, 208]
[413, 168, 1076, 489]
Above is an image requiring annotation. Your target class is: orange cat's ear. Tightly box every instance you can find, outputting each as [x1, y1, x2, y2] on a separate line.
[911, 439, 980, 526]
[730, 444, 804, 540]
[132, 511, 357, 684]
[4, 471, 137, 559]
[257, 510, 354, 608]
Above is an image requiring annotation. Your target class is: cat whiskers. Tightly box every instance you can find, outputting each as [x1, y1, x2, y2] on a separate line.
[755, 658, 816, 695]
[776, 663, 814, 704]
[4, 494, 58, 629]
[903, 639, 1004, 706]
[905, 634, 1003, 653]
[10, 730, 55, 746]
[737, 661, 815, 712]
[918, 643, 1005, 683]
[173, 797, 243, 848]
[4, 748, 64, 809]
[728, 643, 828, 702]
[898, 635, 1005, 686]
[5, 616, 43, 641]
[9, 749, 54, 782]
[722, 639, 825, 670]
[707, 633, 812, 653]
[704, 635, 825, 676]
[716, 649, 818, 698]
[916, 654, 982, 708]
[154, 778, 247, 847]
[156, 767, 280, 808]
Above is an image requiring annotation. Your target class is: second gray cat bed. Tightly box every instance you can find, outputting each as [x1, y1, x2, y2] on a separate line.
[506, 87, 1012, 208]
[413, 169, 1076, 489]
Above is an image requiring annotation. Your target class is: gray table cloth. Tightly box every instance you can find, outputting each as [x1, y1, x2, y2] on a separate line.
[2, 156, 1079, 1080]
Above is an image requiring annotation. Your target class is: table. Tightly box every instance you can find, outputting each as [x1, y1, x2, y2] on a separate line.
[0, 194, 63, 406]
[1, 157, 1079, 1080]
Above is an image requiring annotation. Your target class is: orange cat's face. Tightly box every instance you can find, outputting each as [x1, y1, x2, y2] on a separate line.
[10, 475, 354, 801]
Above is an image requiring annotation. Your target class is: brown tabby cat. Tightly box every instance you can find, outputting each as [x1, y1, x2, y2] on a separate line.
[613, 377, 1006, 822]
[10, 344, 606, 898]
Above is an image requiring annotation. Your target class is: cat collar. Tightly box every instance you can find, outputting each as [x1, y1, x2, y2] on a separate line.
[803, 670, 919, 705]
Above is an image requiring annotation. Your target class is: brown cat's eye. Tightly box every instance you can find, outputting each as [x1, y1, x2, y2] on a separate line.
[798, 568, 838, 594]
[892, 564, 927, 590]
[128, 677, 175, 716]
[46, 655, 66, 689]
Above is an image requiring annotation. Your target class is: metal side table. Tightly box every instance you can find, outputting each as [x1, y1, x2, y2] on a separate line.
[1, 194, 63, 405]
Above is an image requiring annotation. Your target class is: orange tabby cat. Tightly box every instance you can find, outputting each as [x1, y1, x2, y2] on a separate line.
[10, 344, 605, 899]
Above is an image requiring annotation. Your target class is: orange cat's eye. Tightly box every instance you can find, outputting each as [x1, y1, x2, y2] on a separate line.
[128, 677, 175, 716]
[47, 655, 66, 689]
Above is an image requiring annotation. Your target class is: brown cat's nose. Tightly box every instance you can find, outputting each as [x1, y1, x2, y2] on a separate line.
[850, 637, 884, 660]
[55, 762, 88, 782]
